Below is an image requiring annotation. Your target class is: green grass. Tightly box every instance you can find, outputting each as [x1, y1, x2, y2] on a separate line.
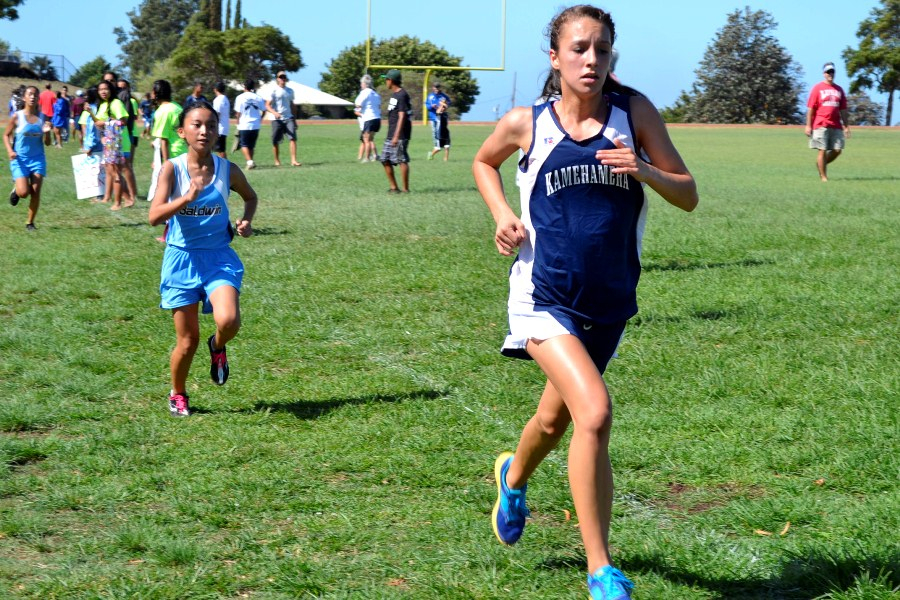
[0, 122, 897, 599]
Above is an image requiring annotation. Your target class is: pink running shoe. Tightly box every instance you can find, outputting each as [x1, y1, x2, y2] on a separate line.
[208, 334, 229, 385]
[169, 392, 190, 417]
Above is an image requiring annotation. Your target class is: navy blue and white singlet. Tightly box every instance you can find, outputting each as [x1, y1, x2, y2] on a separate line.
[502, 93, 648, 358]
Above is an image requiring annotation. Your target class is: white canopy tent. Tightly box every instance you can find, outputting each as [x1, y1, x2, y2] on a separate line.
[255, 80, 353, 119]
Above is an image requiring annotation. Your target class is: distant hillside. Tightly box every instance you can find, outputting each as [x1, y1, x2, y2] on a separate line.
[1, 76, 74, 111]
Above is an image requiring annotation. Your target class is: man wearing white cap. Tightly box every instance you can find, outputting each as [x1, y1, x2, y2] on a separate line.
[805, 62, 850, 182]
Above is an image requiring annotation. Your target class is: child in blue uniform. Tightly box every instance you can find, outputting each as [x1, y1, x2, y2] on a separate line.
[149, 101, 258, 417]
[4, 85, 46, 231]
[473, 6, 699, 599]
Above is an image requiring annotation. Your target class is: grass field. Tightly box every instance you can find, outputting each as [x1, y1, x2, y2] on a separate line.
[0, 121, 898, 599]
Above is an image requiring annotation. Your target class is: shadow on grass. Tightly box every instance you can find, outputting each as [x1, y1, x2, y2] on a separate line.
[80, 221, 146, 230]
[535, 547, 900, 599]
[834, 176, 900, 182]
[249, 226, 292, 236]
[643, 257, 773, 272]
[249, 388, 447, 419]
[632, 305, 747, 327]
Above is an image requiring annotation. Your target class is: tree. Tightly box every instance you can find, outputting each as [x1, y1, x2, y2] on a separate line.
[29, 55, 57, 80]
[846, 92, 885, 125]
[169, 22, 302, 90]
[659, 90, 695, 124]
[69, 56, 112, 89]
[0, 0, 24, 20]
[234, 0, 242, 29]
[195, 0, 221, 30]
[208, 0, 221, 30]
[224, 0, 231, 29]
[320, 36, 480, 117]
[842, 0, 900, 126]
[684, 7, 804, 124]
[113, 0, 199, 78]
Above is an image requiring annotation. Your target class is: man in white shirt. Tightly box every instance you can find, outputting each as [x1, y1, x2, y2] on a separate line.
[233, 78, 264, 169]
[212, 81, 231, 159]
[265, 71, 301, 167]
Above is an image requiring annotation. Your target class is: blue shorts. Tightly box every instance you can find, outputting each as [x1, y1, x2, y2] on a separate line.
[10, 155, 47, 180]
[159, 245, 244, 314]
[239, 129, 259, 149]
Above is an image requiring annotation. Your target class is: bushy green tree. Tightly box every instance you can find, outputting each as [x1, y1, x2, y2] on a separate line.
[320, 36, 480, 117]
[842, 0, 900, 126]
[684, 8, 804, 124]
[69, 56, 112, 89]
[0, 0, 24, 20]
[659, 91, 695, 124]
[846, 92, 885, 125]
[113, 0, 199, 78]
[169, 22, 302, 90]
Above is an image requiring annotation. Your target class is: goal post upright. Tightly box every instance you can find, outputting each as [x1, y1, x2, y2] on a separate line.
[365, 0, 506, 124]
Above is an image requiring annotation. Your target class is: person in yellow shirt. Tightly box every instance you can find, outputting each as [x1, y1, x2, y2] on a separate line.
[88, 80, 130, 210]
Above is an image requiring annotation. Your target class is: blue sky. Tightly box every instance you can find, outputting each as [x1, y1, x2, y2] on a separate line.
[0, 0, 889, 121]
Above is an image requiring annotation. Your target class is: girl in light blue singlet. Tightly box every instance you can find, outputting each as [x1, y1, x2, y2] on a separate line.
[3, 85, 46, 230]
[473, 6, 699, 599]
[149, 101, 258, 417]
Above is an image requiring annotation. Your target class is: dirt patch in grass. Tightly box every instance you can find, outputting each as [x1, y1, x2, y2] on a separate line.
[662, 481, 766, 515]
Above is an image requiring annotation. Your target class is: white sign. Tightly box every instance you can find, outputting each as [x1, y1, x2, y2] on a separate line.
[71, 153, 105, 200]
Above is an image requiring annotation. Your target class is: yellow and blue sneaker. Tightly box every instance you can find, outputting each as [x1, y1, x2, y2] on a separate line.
[587, 565, 634, 600]
[492, 452, 530, 545]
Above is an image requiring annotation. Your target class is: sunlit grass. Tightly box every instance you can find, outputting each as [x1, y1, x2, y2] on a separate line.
[0, 123, 897, 598]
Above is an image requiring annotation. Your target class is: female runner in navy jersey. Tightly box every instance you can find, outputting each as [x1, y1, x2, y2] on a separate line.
[149, 101, 258, 417]
[473, 5, 698, 599]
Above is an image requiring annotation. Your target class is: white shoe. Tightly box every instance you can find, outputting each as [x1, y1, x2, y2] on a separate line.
[246, 160, 256, 170]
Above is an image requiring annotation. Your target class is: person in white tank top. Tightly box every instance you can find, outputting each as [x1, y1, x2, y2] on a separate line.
[473, 6, 699, 599]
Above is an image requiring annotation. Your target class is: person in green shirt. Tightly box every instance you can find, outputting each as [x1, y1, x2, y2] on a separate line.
[148, 80, 187, 201]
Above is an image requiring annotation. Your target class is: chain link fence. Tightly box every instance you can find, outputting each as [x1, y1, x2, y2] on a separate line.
[0, 50, 77, 82]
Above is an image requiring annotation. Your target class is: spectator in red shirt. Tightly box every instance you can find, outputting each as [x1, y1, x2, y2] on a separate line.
[805, 62, 850, 182]
[38, 83, 56, 146]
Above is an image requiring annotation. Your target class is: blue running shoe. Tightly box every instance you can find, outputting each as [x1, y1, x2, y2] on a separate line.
[492, 452, 529, 545]
[587, 565, 634, 600]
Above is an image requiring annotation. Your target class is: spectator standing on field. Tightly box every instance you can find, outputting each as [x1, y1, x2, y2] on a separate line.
[426, 82, 451, 161]
[805, 61, 850, 182]
[184, 82, 208, 111]
[51, 90, 70, 148]
[38, 83, 55, 145]
[71, 90, 86, 145]
[147, 79, 187, 202]
[234, 78, 264, 170]
[354, 74, 381, 162]
[117, 78, 141, 203]
[381, 69, 412, 193]
[140, 93, 154, 139]
[212, 81, 231, 159]
[265, 71, 301, 167]
[79, 86, 102, 157]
